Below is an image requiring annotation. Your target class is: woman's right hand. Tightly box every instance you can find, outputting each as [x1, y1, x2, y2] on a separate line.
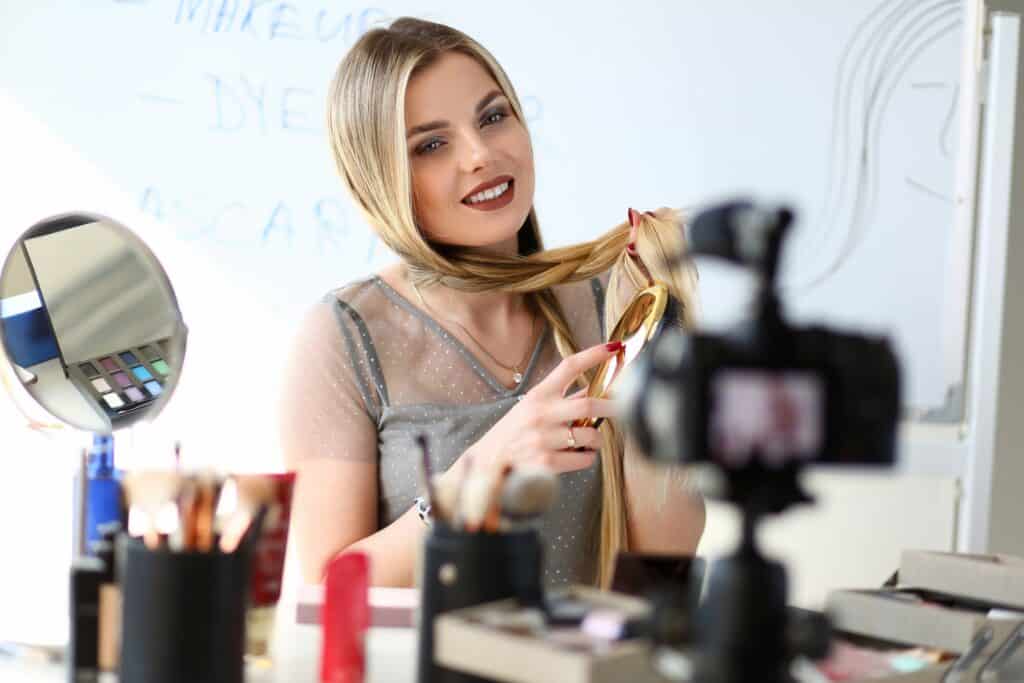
[462, 341, 624, 475]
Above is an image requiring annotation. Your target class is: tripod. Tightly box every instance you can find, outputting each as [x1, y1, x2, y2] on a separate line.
[691, 465, 831, 683]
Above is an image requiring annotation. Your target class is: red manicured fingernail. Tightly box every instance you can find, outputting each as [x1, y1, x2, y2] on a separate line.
[606, 341, 623, 352]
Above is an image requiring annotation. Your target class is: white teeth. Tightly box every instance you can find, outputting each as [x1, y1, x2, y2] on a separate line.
[466, 181, 510, 204]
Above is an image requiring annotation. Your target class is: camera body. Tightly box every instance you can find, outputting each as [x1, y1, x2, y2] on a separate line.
[631, 324, 901, 469]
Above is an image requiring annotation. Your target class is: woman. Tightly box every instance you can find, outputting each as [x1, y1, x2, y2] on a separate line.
[282, 16, 705, 588]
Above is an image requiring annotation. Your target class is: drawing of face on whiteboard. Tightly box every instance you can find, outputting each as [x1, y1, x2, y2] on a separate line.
[903, 81, 959, 204]
[775, 0, 963, 414]
[792, 2, 962, 291]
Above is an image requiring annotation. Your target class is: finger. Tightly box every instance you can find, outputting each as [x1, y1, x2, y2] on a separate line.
[627, 207, 640, 228]
[548, 396, 619, 424]
[627, 208, 641, 247]
[549, 425, 601, 452]
[563, 384, 589, 399]
[545, 450, 598, 474]
[539, 342, 623, 396]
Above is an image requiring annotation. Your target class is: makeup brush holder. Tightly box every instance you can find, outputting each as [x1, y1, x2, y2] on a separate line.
[119, 536, 251, 683]
[417, 523, 544, 683]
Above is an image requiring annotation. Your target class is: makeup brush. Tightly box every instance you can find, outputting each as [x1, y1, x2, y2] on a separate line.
[194, 471, 224, 553]
[415, 434, 446, 523]
[170, 476, 199, 552]
[432, 473, 459, 527]
[123, 470, 184, 550]
[499, 466, 559, 526]
[460, 463, 511, 533]
[451, 452, 476, 531]
[153, 501, 180, 550]
[218, 474, 277, 553]
[482, 464, 522, 533]
[238, 503, 270, 555]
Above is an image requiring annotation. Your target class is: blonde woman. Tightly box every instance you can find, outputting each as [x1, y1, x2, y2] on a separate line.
[282, 17, 705, 588]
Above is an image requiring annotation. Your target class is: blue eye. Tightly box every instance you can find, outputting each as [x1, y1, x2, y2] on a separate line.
[482, 108, 508, 126]
[416, 138, 444, 155]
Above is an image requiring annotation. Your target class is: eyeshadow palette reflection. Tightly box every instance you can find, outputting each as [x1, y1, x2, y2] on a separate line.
[69, 340, 171, 418]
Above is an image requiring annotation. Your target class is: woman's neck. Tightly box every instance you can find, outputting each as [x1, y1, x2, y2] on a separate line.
[404, 233, 529, 330]
[405, 266, 528, 331]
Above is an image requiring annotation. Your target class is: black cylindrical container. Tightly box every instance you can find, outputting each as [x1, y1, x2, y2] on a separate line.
[417, 523, 543, 683]
[119, 537, 251, 683]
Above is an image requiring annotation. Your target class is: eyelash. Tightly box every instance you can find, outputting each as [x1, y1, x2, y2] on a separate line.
[415, 108, 509, 155]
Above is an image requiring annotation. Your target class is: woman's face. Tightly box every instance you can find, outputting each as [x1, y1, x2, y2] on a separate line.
[404, 51, 535, 252]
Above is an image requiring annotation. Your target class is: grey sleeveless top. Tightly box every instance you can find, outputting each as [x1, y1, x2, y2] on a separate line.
[285, 272, 609, 586]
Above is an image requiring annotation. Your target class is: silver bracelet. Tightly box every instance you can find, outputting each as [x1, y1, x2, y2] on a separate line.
[413, 496, 433, 527]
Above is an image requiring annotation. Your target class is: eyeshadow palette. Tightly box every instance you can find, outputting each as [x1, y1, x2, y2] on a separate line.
[67, 339, 173, 422]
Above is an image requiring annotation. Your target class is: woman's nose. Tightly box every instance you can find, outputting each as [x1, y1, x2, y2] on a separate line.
[459, 129, 495, 172]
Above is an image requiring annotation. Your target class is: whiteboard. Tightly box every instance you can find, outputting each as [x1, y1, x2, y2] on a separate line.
[0, 0, 966, 430]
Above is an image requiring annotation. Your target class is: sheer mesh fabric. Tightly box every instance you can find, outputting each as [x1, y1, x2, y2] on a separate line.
[281, 272, 609, 585]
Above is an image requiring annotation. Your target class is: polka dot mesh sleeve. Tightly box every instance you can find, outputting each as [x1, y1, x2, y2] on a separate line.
[280, 295, 381, 465]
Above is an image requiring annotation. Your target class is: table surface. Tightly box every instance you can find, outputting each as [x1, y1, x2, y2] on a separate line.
[0, 600, 418, 683]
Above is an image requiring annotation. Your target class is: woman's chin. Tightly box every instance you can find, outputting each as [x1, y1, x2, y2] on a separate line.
[462, 233, 522, 256]
[454, 217, 531, 254]
[424, 202, 532, 254]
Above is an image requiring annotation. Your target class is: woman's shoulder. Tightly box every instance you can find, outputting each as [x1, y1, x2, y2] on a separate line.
[321, 265, 401, 316]
[316, 263, 421, 340]
[322, 274, 378, 308]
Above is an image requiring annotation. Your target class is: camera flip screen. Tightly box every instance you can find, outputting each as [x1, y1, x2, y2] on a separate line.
[709, 369, 825, 467]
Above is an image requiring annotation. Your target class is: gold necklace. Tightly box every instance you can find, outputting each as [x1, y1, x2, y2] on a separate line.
[411, 280, 535, 385]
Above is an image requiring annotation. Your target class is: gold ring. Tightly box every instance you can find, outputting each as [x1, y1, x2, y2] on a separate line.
[566, 424, 577, 449]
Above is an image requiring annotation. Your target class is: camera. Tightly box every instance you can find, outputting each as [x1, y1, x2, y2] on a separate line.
[617, 199, 903, 682]
[621, 199, 901, 508]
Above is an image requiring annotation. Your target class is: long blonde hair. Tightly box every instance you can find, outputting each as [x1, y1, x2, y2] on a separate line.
[327, 17, 697, 587]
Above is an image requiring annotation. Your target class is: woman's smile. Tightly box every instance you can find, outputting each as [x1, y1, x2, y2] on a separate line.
[462, 178, 515, 212]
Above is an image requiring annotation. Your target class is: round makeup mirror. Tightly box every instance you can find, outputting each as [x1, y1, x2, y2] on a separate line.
[0, 212, 187, 433]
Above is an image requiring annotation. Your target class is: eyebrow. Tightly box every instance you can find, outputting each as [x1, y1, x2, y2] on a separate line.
[405, 89, 505, 140]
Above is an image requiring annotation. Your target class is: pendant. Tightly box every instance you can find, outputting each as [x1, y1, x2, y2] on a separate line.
[513, 370, 524, 384]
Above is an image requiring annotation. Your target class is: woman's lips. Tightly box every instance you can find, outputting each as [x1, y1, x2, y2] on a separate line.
[462, 180, 515, 212]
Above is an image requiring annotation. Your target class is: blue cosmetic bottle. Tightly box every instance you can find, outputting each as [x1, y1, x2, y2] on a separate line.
[72, 434, 124, 555]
